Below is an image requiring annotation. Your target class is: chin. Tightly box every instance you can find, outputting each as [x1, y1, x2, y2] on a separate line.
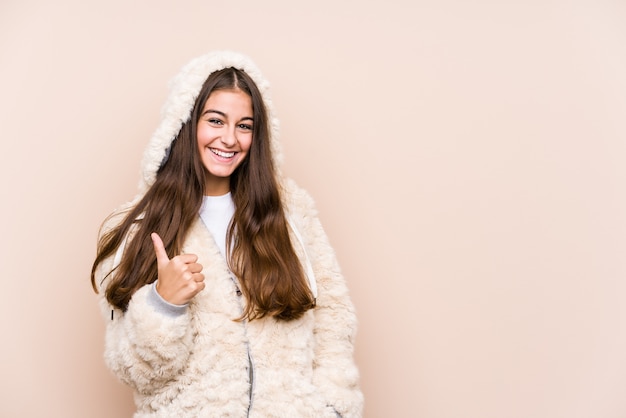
[207, 168, 235, 178]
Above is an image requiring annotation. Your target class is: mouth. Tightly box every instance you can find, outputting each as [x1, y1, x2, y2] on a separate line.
[210, 148, 236, 158]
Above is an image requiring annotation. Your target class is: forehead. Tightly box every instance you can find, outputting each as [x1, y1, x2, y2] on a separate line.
[205, 88, 251, 106]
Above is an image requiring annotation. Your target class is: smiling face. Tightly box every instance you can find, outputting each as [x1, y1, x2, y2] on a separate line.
[196, 88, 254, 196]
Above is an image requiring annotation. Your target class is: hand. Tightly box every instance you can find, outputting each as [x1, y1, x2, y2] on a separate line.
[151, 232, 205, 305]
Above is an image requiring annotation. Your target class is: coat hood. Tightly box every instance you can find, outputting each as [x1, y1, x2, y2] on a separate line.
[139, 51, 282, 193]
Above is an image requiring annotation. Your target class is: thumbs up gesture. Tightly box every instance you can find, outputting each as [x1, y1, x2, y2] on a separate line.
[151, 232, 205, 305]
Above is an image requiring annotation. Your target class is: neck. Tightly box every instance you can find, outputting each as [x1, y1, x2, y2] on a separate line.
[204, 178, 230, 196]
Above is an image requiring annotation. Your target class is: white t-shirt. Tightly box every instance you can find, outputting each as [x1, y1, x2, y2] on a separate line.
[199, 192, 235, 258]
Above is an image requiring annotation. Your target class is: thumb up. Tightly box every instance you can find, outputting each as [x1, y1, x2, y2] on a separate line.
[151, 232, 205, 305]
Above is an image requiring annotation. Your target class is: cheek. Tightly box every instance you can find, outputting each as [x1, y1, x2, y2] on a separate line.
[196, 123, 217, 144]
[196, 127, 208, 146]
[242, 135, 253, 152]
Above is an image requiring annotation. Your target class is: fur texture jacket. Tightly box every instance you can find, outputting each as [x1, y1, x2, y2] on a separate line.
[94, 51, 363, 418]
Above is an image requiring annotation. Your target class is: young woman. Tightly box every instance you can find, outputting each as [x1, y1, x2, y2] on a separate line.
[91, 51, 363, 418]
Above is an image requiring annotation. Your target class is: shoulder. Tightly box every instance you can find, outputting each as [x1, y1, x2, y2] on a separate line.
[98, 196, 141, 238]
[281, 178, 317, 216]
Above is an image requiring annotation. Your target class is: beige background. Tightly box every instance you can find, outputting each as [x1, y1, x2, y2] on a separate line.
[1, 0, 625, 417]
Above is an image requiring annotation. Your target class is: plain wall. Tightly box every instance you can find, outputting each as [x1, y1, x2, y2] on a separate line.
[1, 0, 625, 417]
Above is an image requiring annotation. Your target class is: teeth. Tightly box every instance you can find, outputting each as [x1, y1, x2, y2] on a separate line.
[211, 149, 235, 158]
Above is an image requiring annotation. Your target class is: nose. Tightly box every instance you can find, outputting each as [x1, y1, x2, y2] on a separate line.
[220, 127, 237, 147]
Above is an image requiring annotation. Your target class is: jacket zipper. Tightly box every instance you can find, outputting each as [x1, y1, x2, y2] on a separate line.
[233, 275, 255, 417]
[245, 328, 255, 417]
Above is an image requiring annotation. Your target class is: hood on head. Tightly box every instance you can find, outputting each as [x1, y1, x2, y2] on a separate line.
[138, 51, 282, 193]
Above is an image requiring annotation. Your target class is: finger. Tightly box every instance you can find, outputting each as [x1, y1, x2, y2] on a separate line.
[192, 272, 205, 283]
[188, 262, 203, 274]
[177, 253, 199, 264]
[150, 233, 170, 266]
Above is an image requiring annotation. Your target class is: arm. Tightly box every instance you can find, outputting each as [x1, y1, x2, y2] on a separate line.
[101, 284, 194, 393]
[93, 211, 195, 394]
[287, 183, 364, 418]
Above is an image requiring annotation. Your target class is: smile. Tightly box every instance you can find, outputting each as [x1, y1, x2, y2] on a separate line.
[210, 148, 236, 158]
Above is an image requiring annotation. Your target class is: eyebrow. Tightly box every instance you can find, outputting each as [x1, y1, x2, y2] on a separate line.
[202, 109, 254, 122]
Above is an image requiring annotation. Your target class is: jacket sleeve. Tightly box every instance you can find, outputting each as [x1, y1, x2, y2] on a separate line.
[288, 182, 364, 418]
[94, 208, 195, 394]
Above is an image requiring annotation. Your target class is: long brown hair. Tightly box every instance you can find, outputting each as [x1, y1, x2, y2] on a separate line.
[91, 67, 315, 321]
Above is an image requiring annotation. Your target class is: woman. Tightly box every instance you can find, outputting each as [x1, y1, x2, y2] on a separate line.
[91, 51, 363, 417]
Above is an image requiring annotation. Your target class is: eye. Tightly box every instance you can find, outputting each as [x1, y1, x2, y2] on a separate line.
[238, 123, 253, 131]
[208, 118, 223, 125]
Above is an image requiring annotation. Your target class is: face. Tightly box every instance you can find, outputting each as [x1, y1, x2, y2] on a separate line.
[196, 88, 254, 196]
